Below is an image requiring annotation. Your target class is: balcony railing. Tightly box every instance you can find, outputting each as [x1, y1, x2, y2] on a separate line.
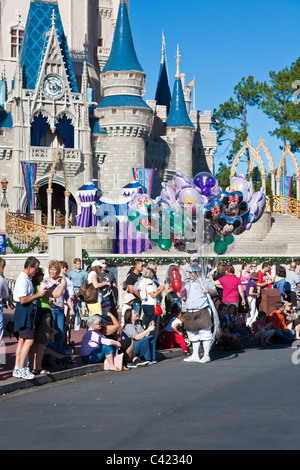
[266, 196, 300, 218]
[30, 147, 82, 164]
[6, 212, 55, 253]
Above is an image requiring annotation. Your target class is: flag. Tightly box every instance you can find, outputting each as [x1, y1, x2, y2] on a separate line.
[187, 79, 195, 88]
[0, 80, 5, 107]
[21, 162, 37, 213]
[284, 176, 293, 197]
[132, 168, 154, 197]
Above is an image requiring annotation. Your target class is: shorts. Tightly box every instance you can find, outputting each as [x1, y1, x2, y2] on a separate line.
[19, 327, 34, 340]
[34, 314, 52, 345]
[86, 302, 102, 316]
[187, 327, 213, 342]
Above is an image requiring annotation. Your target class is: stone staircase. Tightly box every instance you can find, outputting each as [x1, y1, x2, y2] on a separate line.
[229, 213, 300, 256]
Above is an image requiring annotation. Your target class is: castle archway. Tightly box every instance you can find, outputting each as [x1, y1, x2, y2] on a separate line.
[20, 175, 79, 226]
[255, 138, 276, 196]
[231, 138, 265, 192]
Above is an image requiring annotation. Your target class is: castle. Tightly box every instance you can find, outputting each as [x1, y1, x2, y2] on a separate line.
[0, 0, 217, 221]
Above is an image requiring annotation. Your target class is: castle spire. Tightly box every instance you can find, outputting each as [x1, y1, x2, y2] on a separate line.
[166, 46, 194, 128]
[161, 30, 166, 64]
[175, 44, 181, 78]
[155, 32, 171, 113]
[102, 0, 143, 73]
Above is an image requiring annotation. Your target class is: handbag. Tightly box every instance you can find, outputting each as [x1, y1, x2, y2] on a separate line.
[238, 296, 249, 314]
[154, 304, 162, 316]
[78, 278, 98, 303]
[104, 353, 124, 370]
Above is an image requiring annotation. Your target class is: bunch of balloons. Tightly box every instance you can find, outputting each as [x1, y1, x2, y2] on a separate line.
[127, 171, 266, 255]
[168, 265, 183, 293]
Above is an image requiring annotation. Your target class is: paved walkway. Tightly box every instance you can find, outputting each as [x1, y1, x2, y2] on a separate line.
[0, 310, 183, 395]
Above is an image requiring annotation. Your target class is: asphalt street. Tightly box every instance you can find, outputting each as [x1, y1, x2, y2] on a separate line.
[1, 344, 300, 451]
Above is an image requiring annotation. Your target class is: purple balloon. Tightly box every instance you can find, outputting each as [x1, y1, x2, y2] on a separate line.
[201, 187, 211, 196]
[194, 172, 216, 190]
[226, 173, 251, 203]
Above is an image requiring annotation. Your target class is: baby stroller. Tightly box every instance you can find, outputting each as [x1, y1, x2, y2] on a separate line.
[43, 305, 75, 370]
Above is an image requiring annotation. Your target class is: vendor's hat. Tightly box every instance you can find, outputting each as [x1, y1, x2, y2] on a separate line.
[186, 264, 201, 273]
[123, 293, 136, 304]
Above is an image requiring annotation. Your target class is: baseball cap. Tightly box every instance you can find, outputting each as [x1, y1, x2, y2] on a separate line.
[91, 260, 106, 268]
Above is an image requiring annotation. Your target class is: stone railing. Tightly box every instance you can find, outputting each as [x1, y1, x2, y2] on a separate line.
[266, 196, 300, 218]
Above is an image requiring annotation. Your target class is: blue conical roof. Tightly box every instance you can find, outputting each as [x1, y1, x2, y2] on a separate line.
[155, 61, 171, 114]
[18, 1, 78, 92]
[102, 1, 143, 73]
[166, 77, 194, 128]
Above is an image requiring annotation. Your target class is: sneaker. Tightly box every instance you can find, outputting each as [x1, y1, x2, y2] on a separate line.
[199, 356, 211, 364]
[19, 368, 35, 380]
[126, 362, 137, 369]
[183, 355, 200, 363]
[148, 360, 157, 365]
[133, 358, 149, 367]
[12, 367, 21, 378]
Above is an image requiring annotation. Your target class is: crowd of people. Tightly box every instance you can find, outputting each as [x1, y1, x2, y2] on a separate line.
[0, 255, 300, 379]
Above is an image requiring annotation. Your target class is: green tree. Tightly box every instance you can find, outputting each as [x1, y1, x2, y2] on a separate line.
[212, 76, 262, 166]
[215, 162, 231, 190]
[259, 58, 300, 153]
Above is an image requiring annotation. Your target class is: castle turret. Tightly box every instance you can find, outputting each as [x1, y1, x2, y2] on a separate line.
[163, 46, 194, 180]
[154, 34, 171, 114]
[94, 0, 151, 195]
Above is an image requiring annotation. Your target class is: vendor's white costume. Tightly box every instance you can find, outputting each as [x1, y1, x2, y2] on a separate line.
[182, 266, 219, 363]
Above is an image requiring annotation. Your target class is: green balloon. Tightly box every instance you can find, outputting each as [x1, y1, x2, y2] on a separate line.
[171, 211, 184, 233]
[157, 238, 172, 251]
[226, 234, 234, 246]
[127, 209, 140, 222]
[214, 239, 228, 255]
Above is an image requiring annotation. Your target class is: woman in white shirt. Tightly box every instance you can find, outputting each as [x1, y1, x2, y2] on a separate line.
[138, 267, 165, 329]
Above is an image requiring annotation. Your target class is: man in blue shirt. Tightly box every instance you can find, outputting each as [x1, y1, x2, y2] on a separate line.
[68, 258, 88, 290]
[180, 265, 217, 364]
[68, 258, 88, 319]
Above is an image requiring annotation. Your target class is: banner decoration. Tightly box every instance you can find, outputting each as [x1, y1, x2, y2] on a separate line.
[284, 176, 293, 198]
[21, 162, 37, 213]
[132, 168, 154, 197]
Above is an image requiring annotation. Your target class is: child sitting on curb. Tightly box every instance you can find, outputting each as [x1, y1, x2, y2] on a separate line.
[161, 304, 190, 357]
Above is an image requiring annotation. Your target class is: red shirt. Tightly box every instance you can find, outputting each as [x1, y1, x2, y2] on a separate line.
[219, 274, 241, 303]
[267, 310, 287, 330]
[257, 270, 272, 289]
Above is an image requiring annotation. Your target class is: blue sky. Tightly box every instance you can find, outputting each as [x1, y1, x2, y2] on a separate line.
[130, 0, 300, 175]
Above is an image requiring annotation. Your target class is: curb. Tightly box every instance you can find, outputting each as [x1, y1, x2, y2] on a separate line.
[0, 348, 184, 395]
